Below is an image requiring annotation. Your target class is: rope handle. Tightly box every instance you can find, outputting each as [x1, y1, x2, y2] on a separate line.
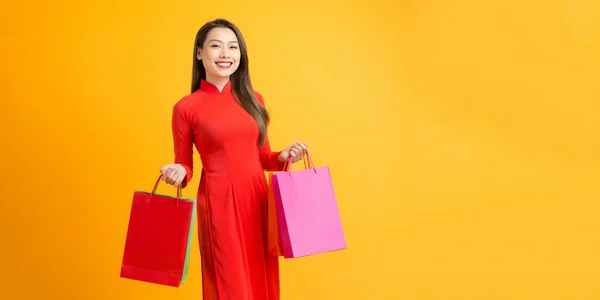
[145, 175, 182, 206]
[282, 149, 316, 173]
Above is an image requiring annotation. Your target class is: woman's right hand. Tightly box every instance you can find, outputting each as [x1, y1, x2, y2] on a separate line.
[159, 163, 187, 187]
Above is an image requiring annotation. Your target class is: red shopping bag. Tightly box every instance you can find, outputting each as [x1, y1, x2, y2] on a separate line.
[266, 157, 314, 257]
[120, 175, 196, 287]
[266, 172, 283, 257]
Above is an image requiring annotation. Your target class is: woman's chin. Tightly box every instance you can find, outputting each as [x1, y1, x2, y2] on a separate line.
[208, 69, 236, 79]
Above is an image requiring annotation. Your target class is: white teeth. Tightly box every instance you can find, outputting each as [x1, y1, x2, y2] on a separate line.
[217, 62, 231, 67]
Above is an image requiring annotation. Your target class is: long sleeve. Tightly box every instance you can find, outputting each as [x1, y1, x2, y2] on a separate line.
[259, 131, 285, 171]
[256, 92, 286, 172]
[172, 102, 194, 188]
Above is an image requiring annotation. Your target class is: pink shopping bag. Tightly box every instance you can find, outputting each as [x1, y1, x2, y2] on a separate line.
[271, 150, 346, 258]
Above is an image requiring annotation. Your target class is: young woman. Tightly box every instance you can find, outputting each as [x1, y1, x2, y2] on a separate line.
[158, 19, 308, 300]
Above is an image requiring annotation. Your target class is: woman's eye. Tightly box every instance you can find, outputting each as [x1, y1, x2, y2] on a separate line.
[230, 46, 238, 49]
[211, 44, 219, 48]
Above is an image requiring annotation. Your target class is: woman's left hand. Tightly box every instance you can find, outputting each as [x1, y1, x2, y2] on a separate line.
[278, 141, 308, 163]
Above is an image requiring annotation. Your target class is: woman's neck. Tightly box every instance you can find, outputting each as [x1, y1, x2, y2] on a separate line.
[204, 75, 230, 93]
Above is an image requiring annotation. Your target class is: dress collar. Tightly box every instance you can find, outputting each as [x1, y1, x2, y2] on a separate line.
[199, 79, 232, 94]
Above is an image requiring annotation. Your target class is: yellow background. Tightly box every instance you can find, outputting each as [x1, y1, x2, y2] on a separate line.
[1, 0, 599, 299]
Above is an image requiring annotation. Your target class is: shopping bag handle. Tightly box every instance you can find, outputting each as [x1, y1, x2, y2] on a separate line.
[145, 175, 182, 207]
[282, 149, 317, 173]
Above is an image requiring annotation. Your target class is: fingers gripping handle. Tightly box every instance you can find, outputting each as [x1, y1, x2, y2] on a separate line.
[145, 175, 182, 206]
[282, 149, 316, 172]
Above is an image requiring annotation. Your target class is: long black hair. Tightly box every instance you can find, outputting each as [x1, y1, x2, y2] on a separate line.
[191, 19, 270, 147]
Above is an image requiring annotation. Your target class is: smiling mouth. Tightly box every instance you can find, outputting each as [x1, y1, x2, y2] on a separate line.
[216, 61, 233, 68]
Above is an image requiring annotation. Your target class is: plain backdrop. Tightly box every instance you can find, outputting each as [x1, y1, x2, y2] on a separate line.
[1, 0, 599, 299]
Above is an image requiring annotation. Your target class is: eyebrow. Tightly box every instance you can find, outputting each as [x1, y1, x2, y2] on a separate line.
[208, 39, 239, 43]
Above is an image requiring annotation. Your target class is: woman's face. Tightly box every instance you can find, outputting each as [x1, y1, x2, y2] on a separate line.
[197, 27, 241, 81]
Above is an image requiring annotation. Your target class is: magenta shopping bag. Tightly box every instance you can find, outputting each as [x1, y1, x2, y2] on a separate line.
[271, 150, 346, 258]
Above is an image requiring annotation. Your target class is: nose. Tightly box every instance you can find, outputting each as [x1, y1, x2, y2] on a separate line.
[220, 47, 230, 58]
